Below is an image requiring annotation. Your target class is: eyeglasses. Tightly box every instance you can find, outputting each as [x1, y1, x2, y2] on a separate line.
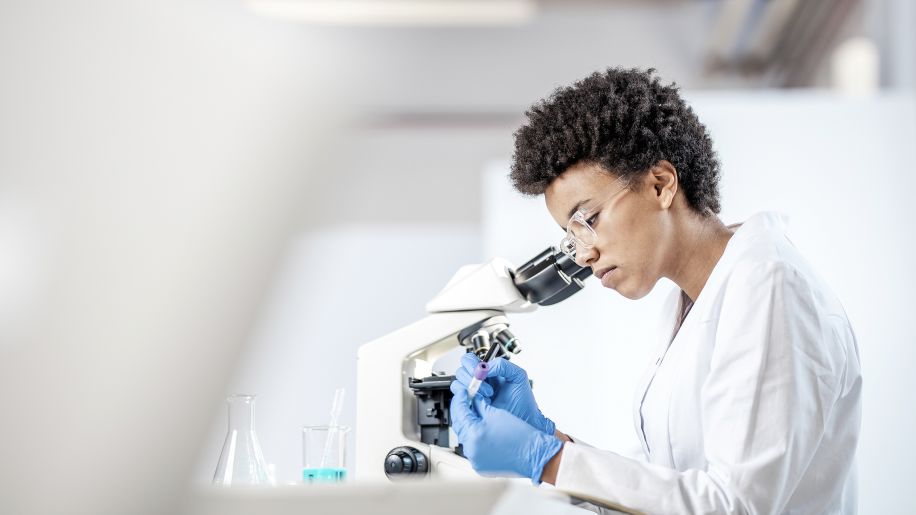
[559, 179, 630, 260]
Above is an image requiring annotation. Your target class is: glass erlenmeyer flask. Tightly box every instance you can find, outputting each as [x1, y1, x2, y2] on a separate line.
[212, 394, 273, 486]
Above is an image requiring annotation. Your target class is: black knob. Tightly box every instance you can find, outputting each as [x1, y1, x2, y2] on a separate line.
[384, 446, 428, 479]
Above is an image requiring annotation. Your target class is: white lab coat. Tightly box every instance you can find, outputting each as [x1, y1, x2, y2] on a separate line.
[555, 212, 862, 515]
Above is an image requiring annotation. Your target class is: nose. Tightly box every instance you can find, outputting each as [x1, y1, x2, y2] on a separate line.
[574, 244, 597, 268]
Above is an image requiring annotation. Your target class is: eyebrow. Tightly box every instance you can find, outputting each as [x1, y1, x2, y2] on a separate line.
[560, 199, 590, 232]
[567, 199, 590, 222]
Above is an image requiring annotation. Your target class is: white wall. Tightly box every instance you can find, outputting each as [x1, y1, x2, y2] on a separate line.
[482, 93, 916, 514]
[311, 3, 714, 111]
[0, 1, 353, 513]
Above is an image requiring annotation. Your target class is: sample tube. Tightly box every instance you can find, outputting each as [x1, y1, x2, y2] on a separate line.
[466, 361, 489, 403]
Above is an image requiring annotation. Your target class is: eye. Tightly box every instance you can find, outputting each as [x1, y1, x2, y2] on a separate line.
[586, 211, 599, 226]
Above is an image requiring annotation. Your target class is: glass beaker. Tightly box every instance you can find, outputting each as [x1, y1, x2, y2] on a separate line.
[213, 394, 273, 486]
[302, 425, 350, 483]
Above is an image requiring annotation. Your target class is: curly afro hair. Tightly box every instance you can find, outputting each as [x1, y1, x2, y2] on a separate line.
[510, 67, 721, 215]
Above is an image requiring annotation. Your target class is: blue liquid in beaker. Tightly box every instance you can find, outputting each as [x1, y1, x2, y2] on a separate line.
[302, 467, 347, 483]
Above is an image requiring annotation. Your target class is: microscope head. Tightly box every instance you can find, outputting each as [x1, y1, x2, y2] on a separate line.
[450, 247, 590, 359]
[512, 247, 591, 306]
[426, 246, 590, 314]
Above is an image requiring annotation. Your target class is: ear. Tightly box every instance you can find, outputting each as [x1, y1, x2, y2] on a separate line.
[649, 160, 678, 209]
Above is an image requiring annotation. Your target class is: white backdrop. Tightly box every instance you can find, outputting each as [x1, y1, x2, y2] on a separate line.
[481, 93, 916, 514]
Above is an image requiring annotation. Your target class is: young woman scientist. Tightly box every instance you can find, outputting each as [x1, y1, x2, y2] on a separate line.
[449, 68, 862, 514]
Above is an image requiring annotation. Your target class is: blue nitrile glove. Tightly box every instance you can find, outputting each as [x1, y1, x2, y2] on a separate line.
[449, 379, 563, 484]
[453, 353, 556, 435]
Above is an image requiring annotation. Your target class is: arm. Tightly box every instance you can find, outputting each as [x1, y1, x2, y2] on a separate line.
[540, 430, 572, 484]
[550, 261, 843, 514]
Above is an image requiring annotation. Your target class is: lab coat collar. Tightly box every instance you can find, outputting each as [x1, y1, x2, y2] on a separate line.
[690, 211, 790, 323]
[728, 211, 790, 238]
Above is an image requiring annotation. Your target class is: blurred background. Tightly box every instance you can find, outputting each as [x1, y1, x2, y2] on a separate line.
[0, 0, 914, 513]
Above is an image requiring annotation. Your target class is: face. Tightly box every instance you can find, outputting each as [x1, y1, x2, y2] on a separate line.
[544, 161, 678, 300]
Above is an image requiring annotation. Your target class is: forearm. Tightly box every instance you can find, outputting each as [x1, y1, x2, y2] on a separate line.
[540, 429, 572, 484]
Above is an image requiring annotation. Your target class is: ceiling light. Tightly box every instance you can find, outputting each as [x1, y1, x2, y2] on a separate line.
[247, 0, 537, 27]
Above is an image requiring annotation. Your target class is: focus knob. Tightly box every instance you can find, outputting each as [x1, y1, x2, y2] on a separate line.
[384, 446, 428, 479]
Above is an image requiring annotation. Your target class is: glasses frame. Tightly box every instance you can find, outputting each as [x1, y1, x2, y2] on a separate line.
[559, 178, 631, 259]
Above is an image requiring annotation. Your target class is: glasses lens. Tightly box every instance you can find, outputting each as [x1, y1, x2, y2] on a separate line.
[560, 236, 577, 258]
[569, 219, 595, 247]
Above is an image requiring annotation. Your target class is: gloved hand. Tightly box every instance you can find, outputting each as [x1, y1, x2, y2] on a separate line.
[449, 379, 563, 483]
[453, 352, 556, 435]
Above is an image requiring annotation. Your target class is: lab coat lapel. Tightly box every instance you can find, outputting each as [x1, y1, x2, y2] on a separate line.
[632, 287, 682, 459]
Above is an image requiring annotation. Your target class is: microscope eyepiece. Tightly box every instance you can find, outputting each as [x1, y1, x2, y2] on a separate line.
[512, 247, 592, 306]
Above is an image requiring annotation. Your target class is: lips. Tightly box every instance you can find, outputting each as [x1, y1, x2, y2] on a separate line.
[594, 266, 617, 281]
[597, 266, 619, 287]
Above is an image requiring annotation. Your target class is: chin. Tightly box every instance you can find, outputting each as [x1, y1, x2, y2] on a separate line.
[613, 276, 655, 300]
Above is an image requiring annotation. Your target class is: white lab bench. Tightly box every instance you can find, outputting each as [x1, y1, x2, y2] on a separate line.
[181, 479, 631, 515]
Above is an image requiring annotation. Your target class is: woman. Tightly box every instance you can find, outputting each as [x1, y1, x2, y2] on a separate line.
[449, 68, 861, 514]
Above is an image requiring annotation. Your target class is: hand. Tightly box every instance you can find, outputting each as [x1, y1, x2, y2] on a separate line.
[449, 380, 562, 483]
[453, 353, 555, 435]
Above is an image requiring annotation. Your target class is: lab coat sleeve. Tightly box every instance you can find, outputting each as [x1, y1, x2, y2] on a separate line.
[554, 260, 842, 515]
[564, 433, 645, 461]
[556, 434, 647, 514]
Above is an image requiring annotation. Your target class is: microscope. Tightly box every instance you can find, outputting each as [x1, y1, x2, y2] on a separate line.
[355, 247, 591, 481]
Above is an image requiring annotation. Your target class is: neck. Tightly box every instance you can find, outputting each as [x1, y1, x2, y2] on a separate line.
[666, 213, 734, 303]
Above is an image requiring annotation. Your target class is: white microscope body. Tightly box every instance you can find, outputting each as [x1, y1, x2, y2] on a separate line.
[355, 248, 590, 481]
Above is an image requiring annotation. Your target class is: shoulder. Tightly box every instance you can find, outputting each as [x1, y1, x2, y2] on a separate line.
[716, 238, 855, 366]
[715, 212, 833, 294]
[724, 254, 807, 294]
[719, 223, 822, 301]
[722, 230, 848, 320]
